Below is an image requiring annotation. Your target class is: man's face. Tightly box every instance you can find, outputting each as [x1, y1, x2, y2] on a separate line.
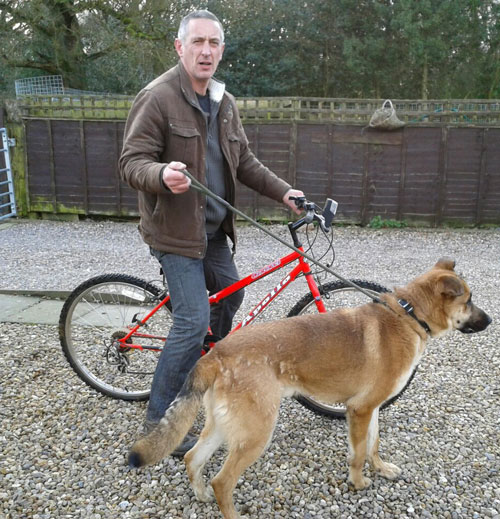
[175, 18, 225, 93]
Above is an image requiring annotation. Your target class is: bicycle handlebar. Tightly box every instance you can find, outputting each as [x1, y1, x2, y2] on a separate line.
[182, 168, 337, 234]
[288, 196, 338, 233]
[183, 168, 381, 304]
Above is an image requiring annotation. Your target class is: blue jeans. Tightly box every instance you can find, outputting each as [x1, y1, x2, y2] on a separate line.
[146, 230, 244, 423]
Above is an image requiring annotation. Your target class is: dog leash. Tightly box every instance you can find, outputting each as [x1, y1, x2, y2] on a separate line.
[184, 170, 432, 333]
[182, 169, 386, 305]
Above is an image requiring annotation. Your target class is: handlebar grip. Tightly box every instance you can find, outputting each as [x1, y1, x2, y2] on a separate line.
[289, 195, 307, 209]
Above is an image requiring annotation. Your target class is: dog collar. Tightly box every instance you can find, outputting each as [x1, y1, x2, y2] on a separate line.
[398, 299, 431, 335]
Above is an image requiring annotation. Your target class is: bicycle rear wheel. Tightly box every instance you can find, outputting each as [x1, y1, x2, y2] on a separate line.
[59, 274, 171, 401]
[287, 279, 390, 419]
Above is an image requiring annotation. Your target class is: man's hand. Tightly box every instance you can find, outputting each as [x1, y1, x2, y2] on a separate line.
[162, 162, 191, 193]
[283, 189, 305, 215]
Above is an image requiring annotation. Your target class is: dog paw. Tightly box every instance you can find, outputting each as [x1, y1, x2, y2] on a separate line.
[194, 486, 214, 503]
[377, 462, 402, 480]
[349, 476, 372, 490]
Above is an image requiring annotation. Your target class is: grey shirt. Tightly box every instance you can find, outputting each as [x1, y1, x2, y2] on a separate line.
[197, 91, 227, 233]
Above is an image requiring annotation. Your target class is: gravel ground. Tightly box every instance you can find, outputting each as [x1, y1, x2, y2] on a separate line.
[1, 218, 499, 519]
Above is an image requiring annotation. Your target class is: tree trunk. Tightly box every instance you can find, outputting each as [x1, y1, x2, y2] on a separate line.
[421, 54, 428, 100]
[488, 51, 500, 99]
[54, 2, 87, 90]
[323, 42, 330, 97]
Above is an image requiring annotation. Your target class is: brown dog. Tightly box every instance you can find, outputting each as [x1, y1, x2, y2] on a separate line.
[129, 259, 491, 519]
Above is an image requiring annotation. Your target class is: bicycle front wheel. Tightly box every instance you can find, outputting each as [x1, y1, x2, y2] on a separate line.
[59, 274, 171, 401]
[288, 279, 390, 419]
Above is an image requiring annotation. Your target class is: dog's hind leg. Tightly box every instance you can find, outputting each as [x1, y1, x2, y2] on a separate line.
[211, 436, 272, 519]
[185, 393, 223, 502]
[346, 406, 376, 490]
[210, 393, 280, 519]
[366, 408, 402, 481]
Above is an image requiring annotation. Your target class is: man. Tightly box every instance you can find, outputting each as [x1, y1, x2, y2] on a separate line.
[119, 10, 304, 455]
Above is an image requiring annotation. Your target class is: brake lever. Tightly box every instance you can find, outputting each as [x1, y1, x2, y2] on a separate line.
[315, 214, 328, 232]
[288, 195, 307, 209]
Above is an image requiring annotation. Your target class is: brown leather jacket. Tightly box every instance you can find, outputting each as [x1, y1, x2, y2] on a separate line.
[119, 62, 291, 258]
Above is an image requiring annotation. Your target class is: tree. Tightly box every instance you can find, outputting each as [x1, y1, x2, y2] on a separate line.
[390, 0, 468, 99]
[0, 0, 182, 93]
[217, 0, 350, 97]
[339, 0, 402, 98]
[447, 0, 500, 98]
[216, 0, 305, 96]
[0, 0, 498, 98]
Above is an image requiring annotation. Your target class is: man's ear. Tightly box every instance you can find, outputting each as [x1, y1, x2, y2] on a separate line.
[174, 38, 183, 58]
[438, 274, 464, 297]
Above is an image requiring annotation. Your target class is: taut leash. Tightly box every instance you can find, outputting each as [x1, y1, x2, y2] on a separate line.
[182, 169, 386, 305]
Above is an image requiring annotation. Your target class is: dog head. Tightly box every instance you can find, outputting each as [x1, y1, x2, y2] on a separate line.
[428, 258, 491, 335]
[397, 258, 492, 337]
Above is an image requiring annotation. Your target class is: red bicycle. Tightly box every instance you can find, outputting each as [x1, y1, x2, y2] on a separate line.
[59, 198, 390, 418]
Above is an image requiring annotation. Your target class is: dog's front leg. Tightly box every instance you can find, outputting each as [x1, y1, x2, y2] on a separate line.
[346, 406, 375, 489]
[366, 408, 402, 481]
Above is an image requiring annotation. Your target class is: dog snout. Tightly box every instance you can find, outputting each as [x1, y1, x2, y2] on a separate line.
[460, 307, 492, 334]
[482, 312, 492, 329]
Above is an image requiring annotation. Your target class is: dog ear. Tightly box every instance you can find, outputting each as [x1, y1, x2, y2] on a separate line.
[438, 274, 464, 297]
[435, 258, 456, 271]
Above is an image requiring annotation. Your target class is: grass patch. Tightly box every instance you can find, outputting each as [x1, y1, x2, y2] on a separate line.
[368, 215, 408, 229]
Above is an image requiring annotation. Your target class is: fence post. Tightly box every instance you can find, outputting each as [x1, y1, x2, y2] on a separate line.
[361, 142, 370, 225]
[435, 126, 449, 226]
[475, 128, 488, 225]
[1, 99, 28, 217]
[397, 128, 408, 222]
[288, 121, 298, 191]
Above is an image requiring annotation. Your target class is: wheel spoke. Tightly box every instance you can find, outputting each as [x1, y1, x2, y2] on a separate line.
[60, 275, 171, 401]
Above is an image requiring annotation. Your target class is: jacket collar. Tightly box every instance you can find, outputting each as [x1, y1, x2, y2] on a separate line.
[208, 77, 225, 103]
[177, 61, 226, 105]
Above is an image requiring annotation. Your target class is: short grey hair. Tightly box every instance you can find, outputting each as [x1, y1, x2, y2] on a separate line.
[177, 10, 225, 43]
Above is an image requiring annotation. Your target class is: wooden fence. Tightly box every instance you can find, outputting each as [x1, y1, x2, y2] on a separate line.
[15, 95, 500, 126]
[4, 96, 500, 225]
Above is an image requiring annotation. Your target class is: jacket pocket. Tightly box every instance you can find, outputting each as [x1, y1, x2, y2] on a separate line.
[226, 132, 241, 172]
[142, 192, 157, 216]
[168, 123, 202, 166]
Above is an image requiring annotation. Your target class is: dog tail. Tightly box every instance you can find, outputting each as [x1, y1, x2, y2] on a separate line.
[128, 354, 217, 467]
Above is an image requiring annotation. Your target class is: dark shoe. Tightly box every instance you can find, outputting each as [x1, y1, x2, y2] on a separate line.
[172, 433, 198, 458]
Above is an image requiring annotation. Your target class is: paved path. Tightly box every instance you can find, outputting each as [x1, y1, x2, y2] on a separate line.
[0, 292, 66, 325]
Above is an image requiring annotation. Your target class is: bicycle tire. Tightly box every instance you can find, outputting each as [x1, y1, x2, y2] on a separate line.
[59, 274, 171, 401]
[287, 279, 415, 419]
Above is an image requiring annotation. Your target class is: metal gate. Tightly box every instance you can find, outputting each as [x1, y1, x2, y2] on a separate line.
[0, 128, 16, 220]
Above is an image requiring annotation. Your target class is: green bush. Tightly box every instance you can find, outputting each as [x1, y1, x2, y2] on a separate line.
[368, 215, 408, 229]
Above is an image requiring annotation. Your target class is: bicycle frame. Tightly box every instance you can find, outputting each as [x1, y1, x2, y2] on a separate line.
[119, 245, 326, 351]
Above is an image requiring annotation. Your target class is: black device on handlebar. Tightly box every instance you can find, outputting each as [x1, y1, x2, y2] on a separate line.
[289, 196, 338, 232]
[287, 196, 338, 249]
[322, 199, 338, 230]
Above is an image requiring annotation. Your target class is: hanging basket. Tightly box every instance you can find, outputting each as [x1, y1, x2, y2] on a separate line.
[368, 100, 405, 130]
